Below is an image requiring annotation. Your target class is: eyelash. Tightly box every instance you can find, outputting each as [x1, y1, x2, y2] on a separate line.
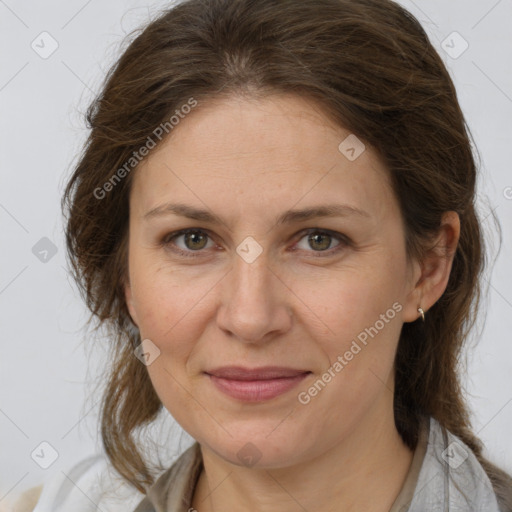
[160, 228, 351, 259]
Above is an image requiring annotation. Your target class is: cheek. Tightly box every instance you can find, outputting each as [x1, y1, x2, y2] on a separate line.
[130, 268, 209, 422]
[130, 251, 187, 328]
[296, 264, 404, 381]
[298, 267, 402, 338]
[129, 263, 214, 361]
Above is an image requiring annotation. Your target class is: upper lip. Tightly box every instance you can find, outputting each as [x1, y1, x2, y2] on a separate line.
[205, 366, 311, 380]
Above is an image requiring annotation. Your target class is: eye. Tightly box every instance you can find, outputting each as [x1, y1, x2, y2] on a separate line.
[293, 229, 349, 256]
[161, 228, 216, 257]
[161, 228, 350, 259]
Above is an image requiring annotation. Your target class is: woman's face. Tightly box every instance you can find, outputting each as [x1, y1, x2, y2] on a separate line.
[125, 93, 422, 468]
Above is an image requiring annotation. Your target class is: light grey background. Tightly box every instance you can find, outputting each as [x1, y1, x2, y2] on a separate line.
[1, 0, 511, 503]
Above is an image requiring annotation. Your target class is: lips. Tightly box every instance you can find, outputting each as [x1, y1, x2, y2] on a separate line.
[205, 366, 310, 380]
[205, 366, 311, 402]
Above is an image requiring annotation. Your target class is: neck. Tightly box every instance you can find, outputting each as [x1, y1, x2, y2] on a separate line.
[192, 388, 413, 512]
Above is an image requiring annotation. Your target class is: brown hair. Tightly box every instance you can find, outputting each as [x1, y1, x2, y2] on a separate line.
[62, 0, 512, 506]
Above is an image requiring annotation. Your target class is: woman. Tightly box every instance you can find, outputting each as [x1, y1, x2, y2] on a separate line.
[26, 0, 512, 510]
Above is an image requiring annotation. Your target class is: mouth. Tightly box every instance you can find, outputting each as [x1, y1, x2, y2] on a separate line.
[204, 366, 311, 402]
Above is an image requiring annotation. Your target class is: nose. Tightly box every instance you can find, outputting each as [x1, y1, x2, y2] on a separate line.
[216, 250, 293, 344]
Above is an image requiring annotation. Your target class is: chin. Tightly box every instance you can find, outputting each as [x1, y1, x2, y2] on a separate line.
[197, 427, 310, 470]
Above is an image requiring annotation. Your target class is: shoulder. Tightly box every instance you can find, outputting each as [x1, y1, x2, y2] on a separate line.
[135, 442, 203, 512]
[3, 484, 43, 512]
[410, 416, 503, 511]
[14, 454, 144, 512]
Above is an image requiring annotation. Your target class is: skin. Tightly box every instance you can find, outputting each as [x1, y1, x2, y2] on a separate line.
[124, 93, 460, 512]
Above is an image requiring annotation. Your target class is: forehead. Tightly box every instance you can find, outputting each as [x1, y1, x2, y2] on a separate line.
[130, 93, 396, 226]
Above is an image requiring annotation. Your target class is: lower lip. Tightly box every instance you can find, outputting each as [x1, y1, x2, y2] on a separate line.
[207, 373, 310, 402]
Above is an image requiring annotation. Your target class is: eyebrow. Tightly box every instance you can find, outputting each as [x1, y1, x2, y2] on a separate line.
[143, 202, 370, 226]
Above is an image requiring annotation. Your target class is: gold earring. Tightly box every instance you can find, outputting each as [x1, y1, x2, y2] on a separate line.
[417, 307, 425, 322]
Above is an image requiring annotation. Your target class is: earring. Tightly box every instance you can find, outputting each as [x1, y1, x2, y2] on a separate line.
[417, 307, 425, 322]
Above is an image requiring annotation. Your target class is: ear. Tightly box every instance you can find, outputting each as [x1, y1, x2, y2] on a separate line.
[402, 211, 460, 323]
[124, 279, 139, 327]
